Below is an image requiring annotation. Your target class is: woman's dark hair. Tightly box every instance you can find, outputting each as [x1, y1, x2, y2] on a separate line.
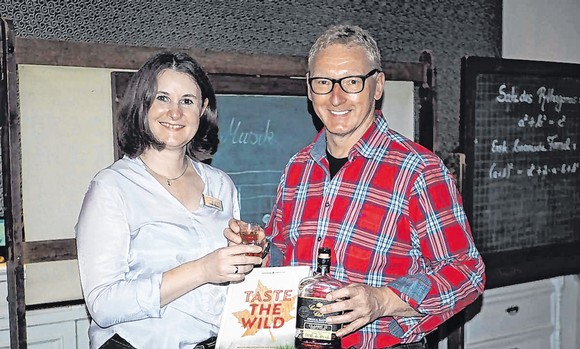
[116, 51, 218, 161]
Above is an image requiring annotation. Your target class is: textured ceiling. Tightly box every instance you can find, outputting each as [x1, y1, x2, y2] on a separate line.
[0, 0, 502, 153]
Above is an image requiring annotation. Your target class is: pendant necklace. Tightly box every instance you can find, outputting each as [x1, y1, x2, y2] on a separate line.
[140, 157, 188, 186]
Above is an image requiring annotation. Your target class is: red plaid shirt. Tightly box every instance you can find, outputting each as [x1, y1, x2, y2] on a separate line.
[266, 111, 485, 348]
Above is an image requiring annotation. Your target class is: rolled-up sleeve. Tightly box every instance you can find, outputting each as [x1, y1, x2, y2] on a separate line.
[75, 180, 162, 328]
[388, 163, 486, 336]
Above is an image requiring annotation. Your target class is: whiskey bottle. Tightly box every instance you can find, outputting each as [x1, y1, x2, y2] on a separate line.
[295, 247, 344, 349]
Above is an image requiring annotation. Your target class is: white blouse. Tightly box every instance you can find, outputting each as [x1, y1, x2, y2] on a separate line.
[75, 156, 239, 348]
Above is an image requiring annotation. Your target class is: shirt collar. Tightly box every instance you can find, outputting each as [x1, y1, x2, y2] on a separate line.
[310, 110, 391, 161]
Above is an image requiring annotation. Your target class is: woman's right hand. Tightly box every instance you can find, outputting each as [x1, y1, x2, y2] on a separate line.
[200, 243, 262, 284]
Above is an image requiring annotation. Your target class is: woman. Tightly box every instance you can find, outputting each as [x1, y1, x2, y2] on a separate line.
[75, 52, 262, 349]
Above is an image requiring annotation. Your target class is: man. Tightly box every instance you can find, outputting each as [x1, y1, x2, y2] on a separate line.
[226, 24, 485, 349]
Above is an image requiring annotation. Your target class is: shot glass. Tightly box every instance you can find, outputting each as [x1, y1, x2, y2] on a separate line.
[239, 222, 261, 257]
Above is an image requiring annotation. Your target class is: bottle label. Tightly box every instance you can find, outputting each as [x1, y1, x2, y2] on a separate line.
[296, 296, 341, 341]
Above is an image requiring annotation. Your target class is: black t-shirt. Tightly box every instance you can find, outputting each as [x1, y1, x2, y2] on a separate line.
[326, 149, 348, 179]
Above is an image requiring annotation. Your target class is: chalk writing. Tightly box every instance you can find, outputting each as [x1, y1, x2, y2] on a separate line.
[517, 113, 546, 128]
[557, 115, 567, 127]
[491, 140, 509, 153]
[223, 118, 275, 146]
[496, 84, 533, 104]
[489, 136, 577, 153]
[537, 86, 578, 113]
[512, 138, 547, 153]
[489, 161, 579, 179]
[489, 162, 514, 179]
[527, 162, 579, 176]
[495, 84, 579, 113]
[547, 135, 575, 151]
[517, 113, 566, 128]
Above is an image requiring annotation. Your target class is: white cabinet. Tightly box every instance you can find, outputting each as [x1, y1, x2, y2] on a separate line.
[0, 304, 90, 349]
[466, 328, 553, 349]
[560, 274, 580, 349]
[438, 275, 579, 349]
[465, 278, 557, 348]
[0, 266, 90, 349]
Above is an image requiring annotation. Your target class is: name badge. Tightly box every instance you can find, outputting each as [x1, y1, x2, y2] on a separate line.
[202, 194, 223, 211]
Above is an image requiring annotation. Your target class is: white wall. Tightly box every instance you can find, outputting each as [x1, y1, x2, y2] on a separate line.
[503, 1, 580, 348]
[503, 0, 580, 64]
[381, 81, 415, 140]
[19, 65, 117, 305]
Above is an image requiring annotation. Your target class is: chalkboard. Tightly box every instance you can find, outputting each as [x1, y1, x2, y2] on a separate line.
[212, 95, 316, 224]
[460, 56, 580, 288]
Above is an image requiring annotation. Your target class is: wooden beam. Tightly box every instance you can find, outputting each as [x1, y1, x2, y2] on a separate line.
[383, 61, 424, 83]
[418, 50, 436, 151]
[23, 239, 77, 264]
[14, 37, 308, 76]
[1, 18, 28, 349]
[14, 37, 424, 82]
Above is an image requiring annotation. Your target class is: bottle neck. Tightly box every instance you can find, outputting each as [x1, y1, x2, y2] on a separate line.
[316, 258, 330, 275]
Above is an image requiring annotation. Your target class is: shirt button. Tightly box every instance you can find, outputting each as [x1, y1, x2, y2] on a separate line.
[317, 237, 322, 242]
[324, 202, 330, 207]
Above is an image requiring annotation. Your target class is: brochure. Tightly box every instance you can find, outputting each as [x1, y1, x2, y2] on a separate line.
[216, 265, 311, 349]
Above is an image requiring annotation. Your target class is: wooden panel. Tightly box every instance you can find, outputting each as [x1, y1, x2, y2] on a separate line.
[14, 37, 425, 82]
[23, 240, 77, 264]
[14, 37, 307, 76]
[1, 18, 28, 348]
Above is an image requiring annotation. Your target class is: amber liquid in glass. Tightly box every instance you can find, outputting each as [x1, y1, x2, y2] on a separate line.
[240, 222, 261, 257]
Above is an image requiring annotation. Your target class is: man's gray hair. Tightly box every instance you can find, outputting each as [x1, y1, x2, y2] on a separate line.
[308, 24, 382, 71]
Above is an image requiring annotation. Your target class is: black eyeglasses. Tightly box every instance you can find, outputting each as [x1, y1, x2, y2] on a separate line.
[308, 69, 381, 95]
